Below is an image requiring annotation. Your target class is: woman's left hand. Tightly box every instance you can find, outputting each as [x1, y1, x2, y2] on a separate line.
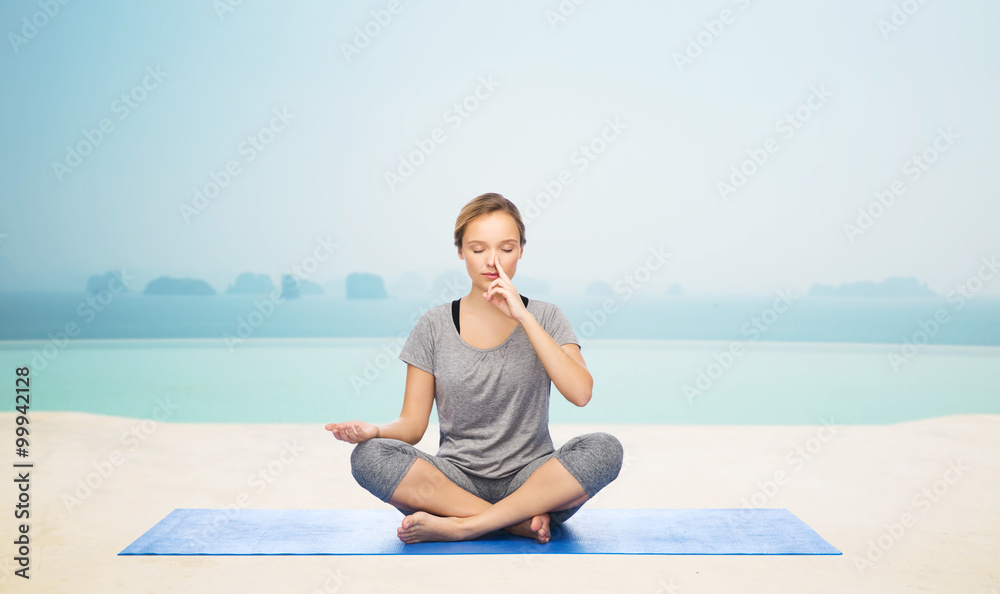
[483, 259, 530, 324]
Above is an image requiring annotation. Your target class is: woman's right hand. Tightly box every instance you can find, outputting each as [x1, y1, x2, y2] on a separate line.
[324, 420, 379, 444]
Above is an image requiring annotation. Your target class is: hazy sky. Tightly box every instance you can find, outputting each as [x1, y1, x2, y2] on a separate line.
[1, 0, 998, 296]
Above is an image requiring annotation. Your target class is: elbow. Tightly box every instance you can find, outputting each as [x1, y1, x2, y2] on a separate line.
[408, 424, 428, 446]
[560, 374, 593, 407]
[395, 418, 426, 446]
[573, 381, 594, 407]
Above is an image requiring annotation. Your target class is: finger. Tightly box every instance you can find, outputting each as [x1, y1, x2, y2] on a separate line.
[496, 259, 510, 281]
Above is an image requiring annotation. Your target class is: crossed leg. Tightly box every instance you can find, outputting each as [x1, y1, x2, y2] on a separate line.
[389, 457, 589, 544]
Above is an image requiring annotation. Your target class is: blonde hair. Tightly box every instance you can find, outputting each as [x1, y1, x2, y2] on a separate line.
[453, 193, 526, 250]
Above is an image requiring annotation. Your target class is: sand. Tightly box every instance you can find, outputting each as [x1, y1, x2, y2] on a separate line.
[1, 412, 997, 593]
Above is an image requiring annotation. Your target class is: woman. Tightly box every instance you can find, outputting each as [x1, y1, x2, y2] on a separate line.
[325, 193, 623, 544]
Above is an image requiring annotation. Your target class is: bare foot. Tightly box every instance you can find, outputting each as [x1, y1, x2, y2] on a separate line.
[504, 513, 551, 544]
[397, 511, 469, 544]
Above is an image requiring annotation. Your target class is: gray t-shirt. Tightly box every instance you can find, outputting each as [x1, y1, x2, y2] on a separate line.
[397, 298, 580, 479]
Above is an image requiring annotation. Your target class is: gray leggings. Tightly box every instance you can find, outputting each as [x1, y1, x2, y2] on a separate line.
[350, 432, 624, 527]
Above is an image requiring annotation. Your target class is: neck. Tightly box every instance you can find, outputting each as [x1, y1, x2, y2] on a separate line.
[462, 289, 513, 321]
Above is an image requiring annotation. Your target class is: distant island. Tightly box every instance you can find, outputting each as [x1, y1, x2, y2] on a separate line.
[281, 274, 300, 299]
[585, 281, 613, 296]
[66, 271, 938, 300]
[584, 280, 683, 296]
[346, 272, 387, 299]
[299, 279, 323, 295]
[808, 276, 936, 298]
[280, 274, 325, 299]
[86, 271, 130, 293]
[143, 277, 216, 296]
[226, 272, 275, 294]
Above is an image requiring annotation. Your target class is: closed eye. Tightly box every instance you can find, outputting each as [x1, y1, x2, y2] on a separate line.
[474, 249, 512, 253]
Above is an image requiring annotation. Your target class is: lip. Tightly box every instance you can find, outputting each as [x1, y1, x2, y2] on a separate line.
[483, 273, 499, 278]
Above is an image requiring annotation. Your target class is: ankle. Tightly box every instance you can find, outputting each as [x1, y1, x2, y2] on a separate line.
[454, 515, 486, 540]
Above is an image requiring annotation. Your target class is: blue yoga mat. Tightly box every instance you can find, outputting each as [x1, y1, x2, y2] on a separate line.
[119, 508, 840, 555]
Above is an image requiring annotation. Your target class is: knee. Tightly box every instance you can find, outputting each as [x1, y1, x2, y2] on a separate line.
[562, 432, 624, 484]
[349, 438, 387, 484]
[557, 432, 625, 498]
[590, 432, 624, 478]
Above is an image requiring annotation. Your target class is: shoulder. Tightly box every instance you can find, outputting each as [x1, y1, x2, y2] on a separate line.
[525, 298, 570, 326]
[526, 297, 562, 316]
[410, 301, 452, 330]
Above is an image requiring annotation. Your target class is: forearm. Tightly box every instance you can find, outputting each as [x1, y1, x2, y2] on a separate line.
[519, 313, 593, 406]
[374, 417, 423, 445]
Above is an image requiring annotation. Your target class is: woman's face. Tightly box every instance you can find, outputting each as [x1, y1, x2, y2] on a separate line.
[459, 212, 523, 294]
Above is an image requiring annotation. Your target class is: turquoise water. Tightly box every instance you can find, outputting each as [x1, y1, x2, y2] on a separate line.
[1, 338, 996, 424]
[2, 292, 1000, 345]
